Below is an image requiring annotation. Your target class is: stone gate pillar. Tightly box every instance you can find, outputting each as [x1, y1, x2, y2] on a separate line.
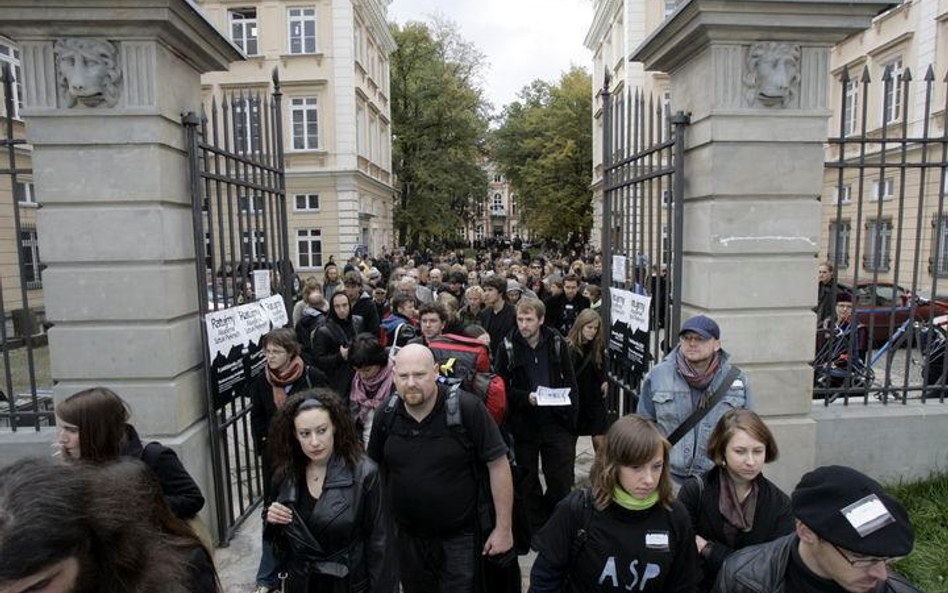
[632, 0, 892, 489]
[0, 0, 242, 533]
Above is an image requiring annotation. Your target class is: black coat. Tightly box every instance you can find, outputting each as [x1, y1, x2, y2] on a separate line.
[267, 454, 396, 593]
[351, 292, 381, 337]
[313, 315, 364, 397]
[544, 293, 591, 336]
[677, 466, 793, 592]
[121, 424, 205, 519]
[712, 534, 922, 593]
[570, 344, 608, 436]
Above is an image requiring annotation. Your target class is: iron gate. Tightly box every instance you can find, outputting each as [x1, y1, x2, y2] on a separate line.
[820, 64, 948, 405]
[183, 68, 292, 543]
[600, 73, 689, 418]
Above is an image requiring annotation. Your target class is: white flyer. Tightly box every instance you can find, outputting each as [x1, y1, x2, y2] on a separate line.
[253, 269, 272, 298]
[536, 386, 572, 406]
[612, 255, 627, 284]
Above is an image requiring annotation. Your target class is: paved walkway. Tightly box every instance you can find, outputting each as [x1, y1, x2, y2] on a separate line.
[216, 436, 596, 593]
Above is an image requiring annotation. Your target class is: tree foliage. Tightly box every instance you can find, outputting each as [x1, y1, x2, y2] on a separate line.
[390, 20, 490, 249]
[492, 66, 593, 241]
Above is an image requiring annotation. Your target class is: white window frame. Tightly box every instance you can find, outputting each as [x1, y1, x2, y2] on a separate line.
[19, 225, 42, 289]
[290, 97, 319, 150]
[493, 174, 502, 183]
[843, 79, 858, 136]
[293, 193, 320, 212]
[15, 180, 36, 206]
[933, 215, 948, 277]
[491, 193, 504, 213]
[368, 112, 378, 163]
[865, 219, 892, 272]
[287, 7, 317, 55]
[870, 177, 894, 201]
[229, 8, 259, 56]
[238, 194, 265, 213]
[828, 219, 851, 269]
[354, 22, 364, 65]
[475, 224, 485, 240]
[510, 193, 516, 216]
[233, 97, 262, 154]
[881, 56, 902, 125]
[296, 228, 323, 269]
[664, 0, 677, 17]
[833, 184, 852, 204]
[242, 229, 267, 262]
[0, 39, 23, 119]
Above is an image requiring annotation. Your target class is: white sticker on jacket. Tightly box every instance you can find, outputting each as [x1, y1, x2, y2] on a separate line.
[645, 532, 669, 549]
[842, 495, 894, 536]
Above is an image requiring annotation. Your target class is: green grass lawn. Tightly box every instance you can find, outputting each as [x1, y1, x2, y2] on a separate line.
[887, 472, 948, 593]
[1, 343, 52, 396]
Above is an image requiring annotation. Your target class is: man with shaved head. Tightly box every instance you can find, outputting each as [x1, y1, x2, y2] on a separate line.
[368, 344, 514, 593]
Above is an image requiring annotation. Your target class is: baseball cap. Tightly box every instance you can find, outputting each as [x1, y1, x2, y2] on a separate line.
[679, 315, 720, 340]
[792, 465, 914, 557]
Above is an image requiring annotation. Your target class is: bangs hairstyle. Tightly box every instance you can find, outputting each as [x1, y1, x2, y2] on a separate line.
[706, 409, 779, 465]
[56, 387, 130, 462]
[261, 327, 302, 358]
[590, 415, 673, 510]
[566, 308, 604, 370]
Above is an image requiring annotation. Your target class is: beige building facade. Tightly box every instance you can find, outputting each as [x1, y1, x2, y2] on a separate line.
[197, 0, 396, 283]
[821, 0, 948, 291]
[0, 36, 42, 338]
[467, 163, 525, 244]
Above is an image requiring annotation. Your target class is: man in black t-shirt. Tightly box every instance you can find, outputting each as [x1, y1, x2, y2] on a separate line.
[480, 275, 517, 359]
[714, 465, 919, 593]
[367, 344, 513, 593]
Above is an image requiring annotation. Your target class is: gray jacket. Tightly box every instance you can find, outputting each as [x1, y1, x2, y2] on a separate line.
[637, 347, 751, 479]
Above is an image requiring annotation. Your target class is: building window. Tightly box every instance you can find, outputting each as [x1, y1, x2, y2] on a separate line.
[0, 39, 23, 119]
[234, 97, 262, 154]
[864, 219, 892, 272]
[664, 0, 676, 17]
[871, 177, 894, 201]
[14, 180, 35, 205]
[288, 7, 317, 54]
[297, 228, 322, 268]
[294, 193, 320, 212]
[368, 113, 377, 163]
[843, 79, 858, 136]
[492, 193, 503, 213]
[833, 184, 851, 204]
[828, 220, 851, 269]
[493, 174, 502, 183]
[19, 225, 41, 289]
[238, 194, 265, 212]
[291, 97, 319, 150]
[354, 22, 364, 64]
[933, 216, 948, 277]
[510, 193, 516, 216]
[475, 224, 485, 240]
[881, 56, 902, 125]
[229, 8, 259, 56]
[242, 230, 267, 261]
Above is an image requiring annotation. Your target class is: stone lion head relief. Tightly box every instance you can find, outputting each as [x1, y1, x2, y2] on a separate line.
[743, 42, 801, 108]
[54, 38, 122, 108]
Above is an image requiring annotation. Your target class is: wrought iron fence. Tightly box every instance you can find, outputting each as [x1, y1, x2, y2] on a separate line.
[600, 72, 689, 418]
[183, 68, 290, 543]
[0, 61, 52, 431]
[820, 64, 948, 404]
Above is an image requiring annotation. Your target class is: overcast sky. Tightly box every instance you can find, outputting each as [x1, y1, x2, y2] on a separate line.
[387, 0, 593, 115]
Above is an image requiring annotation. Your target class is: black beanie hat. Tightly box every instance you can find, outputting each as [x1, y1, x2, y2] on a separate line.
[792, 465, 914, 557]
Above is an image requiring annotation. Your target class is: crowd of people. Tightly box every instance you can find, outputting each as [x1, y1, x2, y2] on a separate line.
[0, 245, 925, 593]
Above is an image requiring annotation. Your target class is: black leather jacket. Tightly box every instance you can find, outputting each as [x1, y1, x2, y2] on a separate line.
[712, 534, 922, 593]
[267, 454, 395, 593]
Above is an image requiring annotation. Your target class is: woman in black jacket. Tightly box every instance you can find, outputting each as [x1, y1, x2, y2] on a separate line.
[566, 308, 609, 454]
[265, 389, 395, 593]
[313, 291, 364, 397]
[55, 386, 205, 519]
[676, 409, 793, 592]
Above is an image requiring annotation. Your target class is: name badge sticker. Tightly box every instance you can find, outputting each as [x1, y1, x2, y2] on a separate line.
[645, 531, 669, 550]
[841, 494, 895, 537]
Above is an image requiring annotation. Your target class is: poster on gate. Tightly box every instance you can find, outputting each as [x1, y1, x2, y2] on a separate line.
[608, 288, 652, 383]
[204, 296, 289, 406]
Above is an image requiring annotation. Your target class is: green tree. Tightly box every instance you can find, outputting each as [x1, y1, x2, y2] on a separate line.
[390, 20, 490, 250]
[492, 66, 593, 241]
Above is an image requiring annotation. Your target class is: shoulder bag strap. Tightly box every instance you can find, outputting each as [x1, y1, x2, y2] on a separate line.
[666, 366, 741, 446]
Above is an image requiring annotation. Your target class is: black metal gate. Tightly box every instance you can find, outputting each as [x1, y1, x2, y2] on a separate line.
[183, 69, 292, 543]
[600, 73, 689, 418]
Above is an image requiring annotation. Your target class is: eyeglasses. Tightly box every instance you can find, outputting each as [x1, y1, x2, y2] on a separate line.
[829, 542, 900, 568]
[264, 348, 288, 356]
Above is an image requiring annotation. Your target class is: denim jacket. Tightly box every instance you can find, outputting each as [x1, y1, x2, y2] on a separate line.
[637, 347, 752, 480]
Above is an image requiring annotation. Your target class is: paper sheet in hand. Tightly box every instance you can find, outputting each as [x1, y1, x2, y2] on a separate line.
[536, 386, 572, 406]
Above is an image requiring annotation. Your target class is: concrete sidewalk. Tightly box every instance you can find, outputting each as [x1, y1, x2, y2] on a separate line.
[216, 436, 597, 592]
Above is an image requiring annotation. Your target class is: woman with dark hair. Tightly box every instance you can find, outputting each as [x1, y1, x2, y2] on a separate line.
[265, 389, 395, 593]
[676, 409, 792, 592]
[313, 291, 365, 397]
[55, 387, 205, 519]
[529, 415, 699, 593]
[250, 327, 329, 593]
[0, 458, 186, 593]
[349, 333, 396, 443]
[566, 309, 609, 454]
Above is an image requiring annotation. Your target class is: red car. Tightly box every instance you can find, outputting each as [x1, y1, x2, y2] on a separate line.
[836, 282, 948, 345]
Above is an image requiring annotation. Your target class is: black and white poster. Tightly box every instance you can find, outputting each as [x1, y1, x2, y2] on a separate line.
[608, 288, 652, 383]
[204, 295, 288, 406]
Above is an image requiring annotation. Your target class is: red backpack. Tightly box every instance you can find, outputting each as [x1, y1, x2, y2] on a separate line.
[427, 333, 507, 425]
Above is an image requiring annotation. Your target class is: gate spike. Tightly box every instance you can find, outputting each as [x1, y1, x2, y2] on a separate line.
[861, 65, 871, 83]
[942, 67, 948, 83]
[902, 67, 913, 82]
[883, 64, 895, 82]
[840, 65, 850, 84]
[924, 64, 935, 82]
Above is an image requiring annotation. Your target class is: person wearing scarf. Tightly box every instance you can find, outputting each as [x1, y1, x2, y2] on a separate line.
[249, 328, 329, 593]
[529, 416, 700, 593]
[677, 410, 793, 592]
[637, 315, 753, 484]
[348, 333, 396, 444]
[312, 291, 364, 398]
